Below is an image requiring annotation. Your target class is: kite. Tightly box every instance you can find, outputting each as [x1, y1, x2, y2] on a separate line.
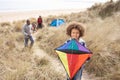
[55, 39, 92, 80]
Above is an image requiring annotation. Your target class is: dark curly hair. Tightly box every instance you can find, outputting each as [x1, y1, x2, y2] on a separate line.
[66, 22, 85, 37]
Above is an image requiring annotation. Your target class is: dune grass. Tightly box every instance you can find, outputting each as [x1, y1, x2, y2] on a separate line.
[36, 15, 120, 79]
[0, 22, 11, 27]
[0, 1, 120, 80]
[36, 26, 68, 56]
[0, 19, 66, 80]
[36, 1, 120, 79]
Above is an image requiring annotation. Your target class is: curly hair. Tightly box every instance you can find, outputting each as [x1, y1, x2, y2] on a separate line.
[66, 22, 85, 37]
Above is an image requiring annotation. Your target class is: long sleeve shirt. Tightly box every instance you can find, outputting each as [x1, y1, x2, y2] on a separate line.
[22, 24, 32, 37]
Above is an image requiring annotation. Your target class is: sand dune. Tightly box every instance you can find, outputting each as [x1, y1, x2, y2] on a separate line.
[0, 9, 85, 23]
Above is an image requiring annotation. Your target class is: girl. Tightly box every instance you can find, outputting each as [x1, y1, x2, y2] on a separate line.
[66, 22, 87, 80]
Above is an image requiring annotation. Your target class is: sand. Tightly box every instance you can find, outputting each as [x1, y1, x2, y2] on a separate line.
[0, 9, 85, 23]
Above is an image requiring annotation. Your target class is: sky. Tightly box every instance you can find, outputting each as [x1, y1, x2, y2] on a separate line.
[0, 0, 110, 12]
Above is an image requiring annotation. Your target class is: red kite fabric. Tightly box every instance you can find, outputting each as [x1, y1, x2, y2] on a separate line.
[55, 39, 92, 80]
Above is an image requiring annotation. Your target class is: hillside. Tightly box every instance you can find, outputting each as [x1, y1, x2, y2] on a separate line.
[0, 0, 120, 80]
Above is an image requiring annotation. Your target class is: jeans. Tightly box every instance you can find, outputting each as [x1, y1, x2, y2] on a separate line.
[24, 35, 34, 47]
[67, 64, 85, 80]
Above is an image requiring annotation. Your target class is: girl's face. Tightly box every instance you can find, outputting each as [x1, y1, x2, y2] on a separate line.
[71, 29, 80, 40]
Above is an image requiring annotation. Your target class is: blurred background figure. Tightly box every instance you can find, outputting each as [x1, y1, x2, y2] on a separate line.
[37, 16, 43, 29]
[32, 22, 37, 33]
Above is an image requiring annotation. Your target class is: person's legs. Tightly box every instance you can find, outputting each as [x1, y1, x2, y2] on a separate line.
[40, 23, 42, 28]
[37, 23, 41, 29]
[24, 37, 29, 47]
[29, 36, 34, 47]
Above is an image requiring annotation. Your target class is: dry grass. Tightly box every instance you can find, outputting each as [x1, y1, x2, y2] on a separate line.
[32, 56, 65, 80]
[34, 56, 49, 66]
[31, 65, 65, 80]
[12, 18, 37, 32]
[36, 1, 120, 79]
[102, 71, 120, 80]
[87, 0, 120, 18]
[84, 14, 120, 78]
[0, 24, 33, 80]
[36, 15, 120, 79]
[0, 22, 11, 27]
[0, 1, 120, 80]
[29, 18, 37, 24]
[0, 20, 66, 80]
[4, 60, 30, 80]
[13, 21, 24, 32]
[36, 26, 68, 56]
[99, 0, 120, 18]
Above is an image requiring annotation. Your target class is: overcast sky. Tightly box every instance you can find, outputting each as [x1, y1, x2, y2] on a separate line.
[0, 0, 110, 12]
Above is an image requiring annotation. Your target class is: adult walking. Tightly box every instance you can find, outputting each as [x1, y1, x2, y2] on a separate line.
[22, 19, 34, 48]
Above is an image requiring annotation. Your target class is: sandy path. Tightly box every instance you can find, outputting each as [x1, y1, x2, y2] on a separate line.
[32, 43, 65, 72]
[32, 33, 66, 75]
